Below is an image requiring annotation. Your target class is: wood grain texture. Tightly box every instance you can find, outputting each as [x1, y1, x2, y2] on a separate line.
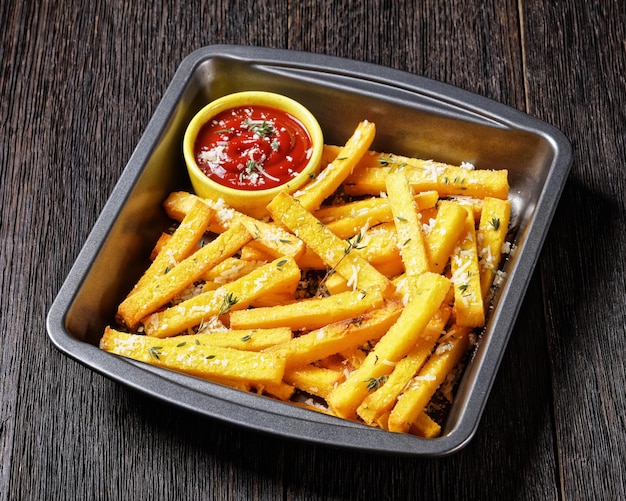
[521, 0, 626, 498]
[1, 0, 624, 499]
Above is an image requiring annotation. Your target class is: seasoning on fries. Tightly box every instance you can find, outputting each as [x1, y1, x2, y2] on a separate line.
[100, 119, 512, 438]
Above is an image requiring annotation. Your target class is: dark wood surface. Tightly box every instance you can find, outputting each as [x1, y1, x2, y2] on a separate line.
[2, 0, 624, 499]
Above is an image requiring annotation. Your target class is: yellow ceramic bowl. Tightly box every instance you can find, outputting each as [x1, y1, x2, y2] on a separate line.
[183, 91, 324, 219]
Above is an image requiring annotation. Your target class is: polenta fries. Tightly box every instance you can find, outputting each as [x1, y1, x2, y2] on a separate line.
[100, 119, 512, 439]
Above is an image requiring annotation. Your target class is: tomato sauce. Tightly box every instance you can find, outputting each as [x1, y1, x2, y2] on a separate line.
[194, 105, 313, 191]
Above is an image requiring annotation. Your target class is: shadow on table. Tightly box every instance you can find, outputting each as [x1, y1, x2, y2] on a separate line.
[108, 266, 556, 499]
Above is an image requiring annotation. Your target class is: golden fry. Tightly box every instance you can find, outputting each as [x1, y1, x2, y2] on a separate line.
[163, 191, 305, 259]
[313, 191, 438, 239]
[344, 151, 509, 199]
[425, 200, 467, 274]
[386, 171, 430, 276]
[283, 365, 345, 399]
[356, 304, 451, 425]
[450, 209, 485, 327]
[267, 192, 395, 296]
[134, 200, 214, 293]
[100, 327, 286, 386]
[201, 257, 263, 288]
[326, 272, 451, 419]
[294, 121, 376, 211]
[266, 300, 403, 371]
[387, 326, 471, 433]
[143, 257, 301, 338]
[410, 412, 442, 438]
[117, 223, 252, 330]
[296, 222, 403, 274]
[229, 288, 385, 331]
[167, 328, 293, 351]
[256, 382, 296, 401]
[477, 197, 511, 298]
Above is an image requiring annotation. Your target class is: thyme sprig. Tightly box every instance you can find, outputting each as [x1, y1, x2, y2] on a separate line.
[244, 118, 275, 138]
[218, 292, 239, 315]
[365, 375, 388, 392]
[344, 232, 366, 256]
[317, 232, 367, 291]
[148, 346, 164, 360]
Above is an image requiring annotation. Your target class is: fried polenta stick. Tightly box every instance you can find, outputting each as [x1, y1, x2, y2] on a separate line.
[142, 256, 301, 338]
[356, 304, 451, 425]
[239, 243, 275, 262]
[425, 200, 467, 274]
[326, 272, 451, 420]
[229, 288, 385, 331]
[283, 365, 345, 399]
[313, 191, 439, 239]
[386, 171, 430, 276]
[163, 191, 305, 259]
[450, 209, 485, 327]
[117, 223, 252, 330]
[373, 410, 442, 437]
[296, 222, 403, 274]
[201, 257, 263, 288]
[410, 412, 442, 438]
[258, 382, 296, 401]
[133, 200, 214, 293]
[387, 326, 471, 433]
[294, 121, 376, 211]
[315, 190, 438, 223]
[163, 328, 293, 351]
[265, 300, 403, 371]
[446, 195, 484, 222]
[267, 192, 395, 297]
[100, 327, 286, 386]
[477, 197, 511, 298]
[343, 152, 509, 199]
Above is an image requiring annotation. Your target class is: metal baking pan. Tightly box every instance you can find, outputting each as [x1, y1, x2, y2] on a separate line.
[47, 45, 572, 456]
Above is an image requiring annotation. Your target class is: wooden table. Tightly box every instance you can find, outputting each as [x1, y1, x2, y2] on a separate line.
[2, 0, 624, 498]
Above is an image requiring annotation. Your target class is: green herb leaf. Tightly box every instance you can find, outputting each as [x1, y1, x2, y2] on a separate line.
[244, 118, 275, 137]
[148, 346, 163, 360]
[218, 292, 239, 315]
[344, 232, 366, 256]
[365, 375, 388, 392]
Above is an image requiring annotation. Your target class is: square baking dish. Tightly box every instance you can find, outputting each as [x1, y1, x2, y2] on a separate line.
[47, 45, 572, 456]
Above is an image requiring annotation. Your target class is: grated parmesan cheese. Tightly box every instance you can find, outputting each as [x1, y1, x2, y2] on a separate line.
[346, 264, 359, 290]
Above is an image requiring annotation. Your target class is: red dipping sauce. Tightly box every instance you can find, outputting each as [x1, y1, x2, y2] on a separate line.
[194, 105, 314, 191]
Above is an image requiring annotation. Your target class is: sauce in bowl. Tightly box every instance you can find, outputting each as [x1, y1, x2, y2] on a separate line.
[194, 106, 313, 191]
[183, 91, 323, 219]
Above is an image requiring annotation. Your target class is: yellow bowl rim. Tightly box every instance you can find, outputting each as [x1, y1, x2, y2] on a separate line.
[183, 91, 324, 200]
